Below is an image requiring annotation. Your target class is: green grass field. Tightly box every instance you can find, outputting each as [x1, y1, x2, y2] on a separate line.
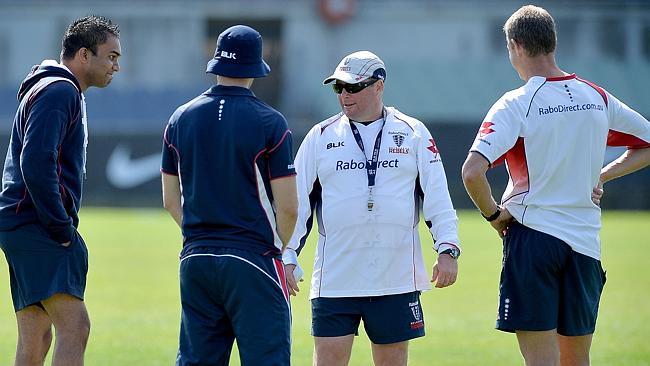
[1, 209, 649, 365]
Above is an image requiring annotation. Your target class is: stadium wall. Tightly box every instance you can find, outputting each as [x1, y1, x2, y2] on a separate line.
[0, 0, 648, 208]
[1, 126, 647, 209]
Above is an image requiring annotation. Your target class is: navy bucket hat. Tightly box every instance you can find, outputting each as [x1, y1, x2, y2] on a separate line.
[206, 25, 270, 78]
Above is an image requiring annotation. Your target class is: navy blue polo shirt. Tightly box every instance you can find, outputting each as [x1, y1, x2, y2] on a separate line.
[161, 85, 295, 255]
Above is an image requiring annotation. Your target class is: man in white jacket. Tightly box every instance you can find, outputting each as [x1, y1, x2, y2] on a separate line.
[283, 51, 460, 366]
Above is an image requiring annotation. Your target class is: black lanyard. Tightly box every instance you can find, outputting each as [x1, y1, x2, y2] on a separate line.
[348, 110, 385, 211]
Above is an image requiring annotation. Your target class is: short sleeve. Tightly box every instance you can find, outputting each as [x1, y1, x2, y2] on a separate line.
[161, 123, 178, 175]
[605, 91, 650, 149]
[266, 114, 296, 179]
[470, 95, 523, 166]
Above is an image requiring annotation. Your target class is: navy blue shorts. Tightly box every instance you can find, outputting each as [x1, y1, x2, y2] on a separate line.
[0, 224, 88, 312]
[176, 246, 291, 366]
[497, 222, 607, 336]
[311, 291, 424, 344]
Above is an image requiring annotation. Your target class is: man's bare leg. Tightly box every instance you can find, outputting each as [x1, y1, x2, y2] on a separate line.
[41, 294, 90, 366]
[15, 305, 53, 366]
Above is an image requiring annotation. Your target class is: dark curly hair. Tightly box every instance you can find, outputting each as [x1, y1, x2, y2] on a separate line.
[61, 15, 120, 60]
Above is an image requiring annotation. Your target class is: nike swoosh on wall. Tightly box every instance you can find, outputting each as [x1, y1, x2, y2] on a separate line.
[106, 144, 161, 189]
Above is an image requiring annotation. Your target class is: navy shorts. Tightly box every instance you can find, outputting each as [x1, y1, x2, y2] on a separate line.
[497, 222, 607, 336]
[0, 224, 88, 312]
[176, 246, 291, 366]
[311, 291, 424, 344]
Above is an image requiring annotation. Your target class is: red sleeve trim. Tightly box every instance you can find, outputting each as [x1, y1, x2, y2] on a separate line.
[607, 130, 650, 149]
[268, 130, 292, 153]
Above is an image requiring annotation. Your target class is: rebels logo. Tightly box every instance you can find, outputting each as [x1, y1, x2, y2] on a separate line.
[409, 301, 424, 329]
[392, 135, 404, 147]
[389, 146, 409, 154]
[388, 133, 409, 154]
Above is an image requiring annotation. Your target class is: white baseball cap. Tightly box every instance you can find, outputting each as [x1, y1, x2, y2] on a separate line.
[323, 51, 386, 85]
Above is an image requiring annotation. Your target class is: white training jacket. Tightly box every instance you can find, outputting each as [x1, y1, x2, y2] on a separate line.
[470, 74, 650, 260]
[283, 107, 459, 299]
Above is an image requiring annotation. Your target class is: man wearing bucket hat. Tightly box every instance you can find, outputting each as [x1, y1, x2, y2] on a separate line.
[283, 50, 460, 365]
[161, 25, 298, 365]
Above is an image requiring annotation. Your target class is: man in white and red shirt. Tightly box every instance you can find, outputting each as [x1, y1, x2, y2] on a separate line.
[283, 51, 460, 365]
[462, 5, 650, 366]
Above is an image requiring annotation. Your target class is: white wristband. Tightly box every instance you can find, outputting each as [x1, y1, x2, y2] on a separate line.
[282, 248, 298, 266]
[293, 264, 304, 282]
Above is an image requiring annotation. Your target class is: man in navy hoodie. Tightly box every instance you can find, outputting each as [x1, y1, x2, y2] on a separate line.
[0, 16, 120, 366]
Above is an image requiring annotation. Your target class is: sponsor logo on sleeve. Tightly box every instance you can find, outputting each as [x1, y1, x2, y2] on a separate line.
[427, 138, 441, 163]
[477, 122, 494, 146]
[479, 121, 495, 137]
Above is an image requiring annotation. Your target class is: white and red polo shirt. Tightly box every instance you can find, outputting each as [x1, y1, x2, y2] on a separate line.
[471, 74, 650, 260]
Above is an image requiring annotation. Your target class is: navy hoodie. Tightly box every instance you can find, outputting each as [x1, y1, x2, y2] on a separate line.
[0, 61, 85, 243]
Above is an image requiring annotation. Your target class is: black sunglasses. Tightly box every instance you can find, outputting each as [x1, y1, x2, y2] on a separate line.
[332, 78, 379, 94]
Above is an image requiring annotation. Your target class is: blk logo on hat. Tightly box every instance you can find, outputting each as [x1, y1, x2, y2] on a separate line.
[206, 24, 270, 78]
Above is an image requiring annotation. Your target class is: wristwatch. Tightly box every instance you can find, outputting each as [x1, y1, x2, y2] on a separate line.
[439, 247, 460, 260]
[481, 208, 501, 222]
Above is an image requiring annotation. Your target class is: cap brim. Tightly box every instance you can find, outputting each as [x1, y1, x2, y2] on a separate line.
[322, 71, 361, 85]
[206, 58, 271, 78]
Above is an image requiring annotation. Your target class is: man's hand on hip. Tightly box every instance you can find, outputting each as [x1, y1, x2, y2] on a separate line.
[490, 207, 515, 238]
[592, 179, 604, 206]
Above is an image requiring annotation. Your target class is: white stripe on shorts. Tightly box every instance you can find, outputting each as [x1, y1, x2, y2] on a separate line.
[180, 253, 289, 310]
